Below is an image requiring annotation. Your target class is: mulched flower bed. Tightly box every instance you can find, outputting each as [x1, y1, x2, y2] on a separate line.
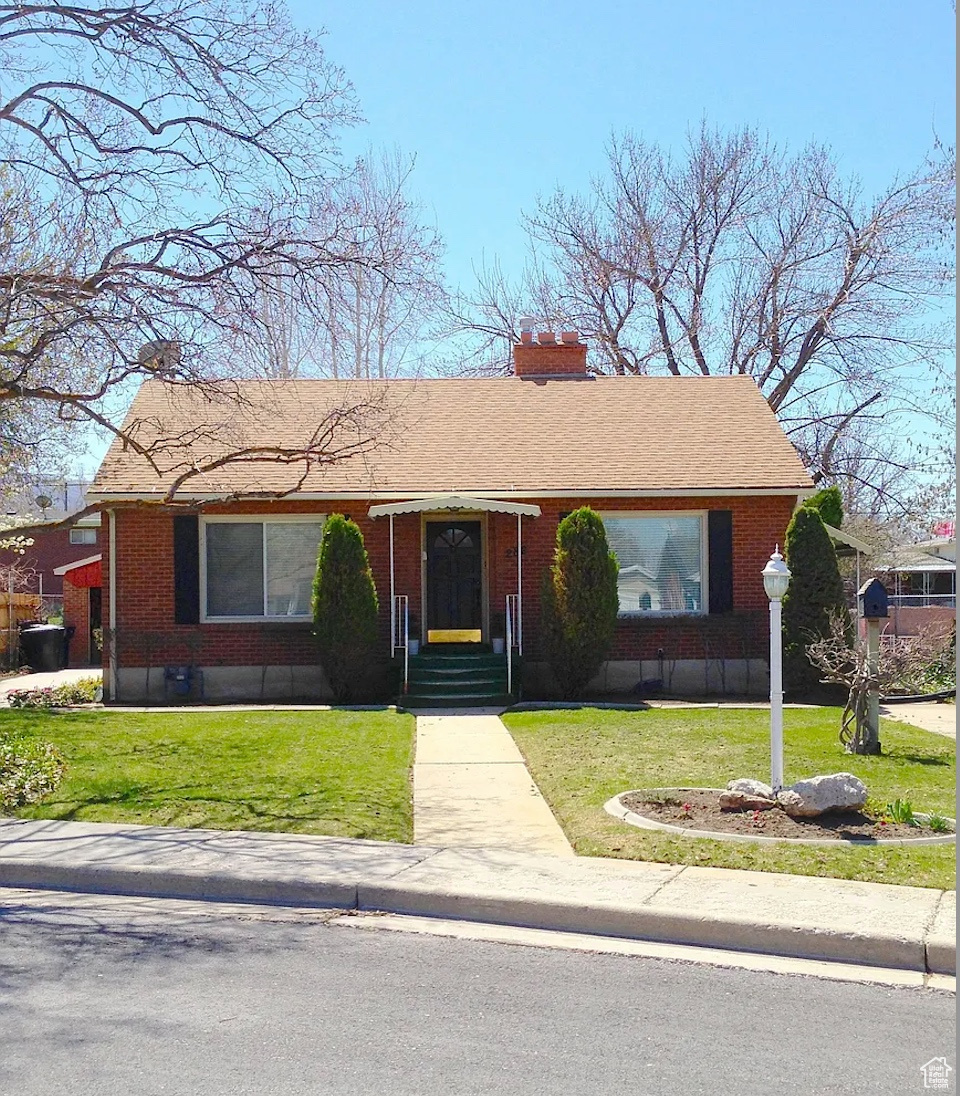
[621, 789, 948, 841]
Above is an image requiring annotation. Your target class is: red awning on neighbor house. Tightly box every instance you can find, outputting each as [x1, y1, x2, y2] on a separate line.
[53, 554, 102, 589]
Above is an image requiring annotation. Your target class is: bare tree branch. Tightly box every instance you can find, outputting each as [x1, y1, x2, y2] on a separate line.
[0, 0, 420, 502]
[458, 122, 955, 518]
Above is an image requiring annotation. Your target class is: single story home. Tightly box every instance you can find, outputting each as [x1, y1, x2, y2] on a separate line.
[873, 536, 956, 639]
[87, 333, 813, 702]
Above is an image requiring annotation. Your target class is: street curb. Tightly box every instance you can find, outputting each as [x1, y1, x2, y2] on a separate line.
[0, 854, 941, 973]
[0, 858, 359, 910]
[353, 881, 932, 972]
[0, 820, 953, 977]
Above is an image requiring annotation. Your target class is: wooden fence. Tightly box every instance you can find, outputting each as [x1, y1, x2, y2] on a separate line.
[1, 592, 42, 666]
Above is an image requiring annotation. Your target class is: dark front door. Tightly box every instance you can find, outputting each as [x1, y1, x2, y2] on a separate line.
[426, 521, 482, 642]
[88, 586, 102, 666]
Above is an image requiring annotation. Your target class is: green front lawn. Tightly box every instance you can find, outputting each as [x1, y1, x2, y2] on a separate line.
[503, 707, 956, 890]
[7, 708, 415, 843]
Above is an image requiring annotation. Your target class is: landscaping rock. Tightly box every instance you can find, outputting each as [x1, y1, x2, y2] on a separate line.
[726, 778, 775, 799]
[776, 773, 868, 818]
[719, 790, 777, 812]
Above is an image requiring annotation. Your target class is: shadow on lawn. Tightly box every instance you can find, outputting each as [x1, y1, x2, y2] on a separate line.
[31, 782, 392, 835]
[894, 753, 953, 767]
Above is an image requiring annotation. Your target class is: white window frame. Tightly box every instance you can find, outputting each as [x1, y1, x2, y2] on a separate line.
[600, 510, 709, 617]
[199, 514, 326, 624]
[69, 527, 97, 545]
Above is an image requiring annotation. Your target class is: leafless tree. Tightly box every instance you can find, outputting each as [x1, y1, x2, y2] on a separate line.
[232, 148, 447, 380]
[458, 123, 955, 516]
[0, 0, 405, 497]
[807, 612, 955, 753]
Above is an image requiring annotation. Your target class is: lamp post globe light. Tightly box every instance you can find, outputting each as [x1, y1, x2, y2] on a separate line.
[762, 546, 791, 792]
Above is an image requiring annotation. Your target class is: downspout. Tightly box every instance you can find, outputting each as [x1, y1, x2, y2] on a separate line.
[517, 513, 523, 655]
[108, 508, 117, 701]
[389, 513, 395, 656]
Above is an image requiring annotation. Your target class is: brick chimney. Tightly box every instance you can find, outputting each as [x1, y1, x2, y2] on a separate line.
[513, 327, 588, 377]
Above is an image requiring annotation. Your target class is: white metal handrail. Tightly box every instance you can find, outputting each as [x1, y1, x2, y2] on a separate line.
[888, 594, 956, 609]
[392, 594, 410, 693]
[505, 593, 519, 695]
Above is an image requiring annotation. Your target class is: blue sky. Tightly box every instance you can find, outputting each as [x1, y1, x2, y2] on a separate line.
[66, 1, 953, 481]
[300, 0, 956, 291]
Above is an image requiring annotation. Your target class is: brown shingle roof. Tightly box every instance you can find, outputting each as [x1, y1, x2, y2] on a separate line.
[89, 375, 813, 498]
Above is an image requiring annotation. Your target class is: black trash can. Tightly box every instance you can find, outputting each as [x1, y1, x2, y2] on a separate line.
[19, 623, 68, 673]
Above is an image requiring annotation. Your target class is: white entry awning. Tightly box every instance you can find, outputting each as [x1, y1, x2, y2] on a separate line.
[823, 523, 872, 554]
[368, 495, 541, 519]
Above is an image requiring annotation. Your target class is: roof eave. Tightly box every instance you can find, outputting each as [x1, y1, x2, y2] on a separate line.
[87, 484, 813, 504]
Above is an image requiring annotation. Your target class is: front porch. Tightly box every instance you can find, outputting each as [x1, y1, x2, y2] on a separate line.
[369, 495, 541, 704]
[402, 643, 520, 708]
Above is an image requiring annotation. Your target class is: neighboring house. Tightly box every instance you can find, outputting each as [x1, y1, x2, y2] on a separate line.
[0, 512, 101, 600]
[54, 554, 103, 667]
[0, 484, 101, 667]
[873, 536, 956, 638]
[87, 334, 814, 702]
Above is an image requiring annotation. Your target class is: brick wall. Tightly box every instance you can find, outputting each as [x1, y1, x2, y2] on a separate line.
[103, 494, 796, 671]
[63, 580, 91, 665]
[104, 502, 421, 670]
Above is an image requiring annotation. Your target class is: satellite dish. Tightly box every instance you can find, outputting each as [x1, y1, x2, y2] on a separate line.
[34, 494, 53, 513]
[137, 340, 181, 374]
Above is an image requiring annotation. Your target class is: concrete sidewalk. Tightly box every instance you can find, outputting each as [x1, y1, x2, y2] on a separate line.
[413, 711, 574, 856]
[881, 700, 956, 740]
[0, 818, 953, 976]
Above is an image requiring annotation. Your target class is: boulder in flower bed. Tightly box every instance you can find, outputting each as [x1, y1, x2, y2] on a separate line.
[726, 778, 774, 799]
[719, 789, 777, 811]
[776, 773, 868, 818]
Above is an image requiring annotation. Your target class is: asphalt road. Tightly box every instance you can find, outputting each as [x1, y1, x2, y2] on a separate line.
[0, 889, 954, 1096]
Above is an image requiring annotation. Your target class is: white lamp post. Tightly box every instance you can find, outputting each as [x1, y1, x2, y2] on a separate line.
[762, 546, 791, 793]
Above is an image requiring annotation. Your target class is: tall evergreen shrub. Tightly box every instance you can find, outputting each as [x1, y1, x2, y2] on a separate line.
[541, 507, 619, 699]
[804, 485, 844, 530]
[782, 506, 848, 694]
[312, 515, 379, 703]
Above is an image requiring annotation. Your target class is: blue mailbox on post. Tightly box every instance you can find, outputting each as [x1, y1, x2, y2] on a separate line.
[858, 578, 889, 620]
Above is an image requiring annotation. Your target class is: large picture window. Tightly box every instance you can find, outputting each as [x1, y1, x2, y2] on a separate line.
[202, 518, 324, 621]
[602, 513, 705, 615]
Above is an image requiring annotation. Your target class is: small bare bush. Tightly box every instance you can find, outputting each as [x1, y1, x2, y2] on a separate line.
[806, 614, 955, 753]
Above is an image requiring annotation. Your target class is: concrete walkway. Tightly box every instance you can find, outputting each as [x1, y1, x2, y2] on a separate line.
[413, 710, 574, 856]
[0, 818, 952, 976]
[0, 667, 101, 702]
[881, 700, 956, 740]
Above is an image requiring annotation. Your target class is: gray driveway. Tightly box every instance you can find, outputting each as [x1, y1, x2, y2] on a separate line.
[0, 667, 102, 703]
[882, 701, 956, 740]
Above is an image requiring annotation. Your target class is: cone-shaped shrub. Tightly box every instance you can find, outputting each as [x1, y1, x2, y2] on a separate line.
[782, 506, 848, 694]
[804, 485, 844, 530]
[312, 515, 379, 703]
[541, 507, 619, 699]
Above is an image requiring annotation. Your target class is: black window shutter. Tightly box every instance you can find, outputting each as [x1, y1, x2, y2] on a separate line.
[708, 510, 734, 614]
[173, 515, 200, 625]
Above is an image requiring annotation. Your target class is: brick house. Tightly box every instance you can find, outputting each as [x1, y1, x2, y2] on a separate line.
[0, 513, 102, 667]
[88, 334, 813, 703]
[0, 513, 100, 600]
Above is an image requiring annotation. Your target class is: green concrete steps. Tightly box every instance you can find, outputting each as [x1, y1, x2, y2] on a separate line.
[402, 646, 518, 708]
